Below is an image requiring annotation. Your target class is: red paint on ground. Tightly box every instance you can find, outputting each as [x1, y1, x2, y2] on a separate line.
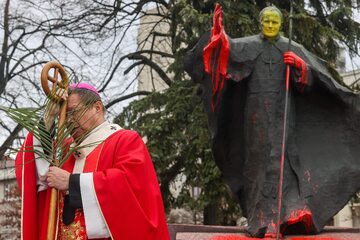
[265, 232, 279, 238]
[290, 238, 338, 240]
[211, 236, 346, 240]
[211, 236, 262, 240]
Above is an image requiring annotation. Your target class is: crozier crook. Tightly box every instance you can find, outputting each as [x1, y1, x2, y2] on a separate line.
[40, 61, 69, 240]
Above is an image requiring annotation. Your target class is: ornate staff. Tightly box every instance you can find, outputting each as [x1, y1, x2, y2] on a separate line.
[276, 1, 294, 239]
[41, 61, 69, 240]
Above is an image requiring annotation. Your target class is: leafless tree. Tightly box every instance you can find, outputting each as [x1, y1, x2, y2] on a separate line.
[0, 0, 174, 159]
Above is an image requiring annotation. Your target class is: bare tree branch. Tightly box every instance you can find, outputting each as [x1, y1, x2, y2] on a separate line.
[0, 124, 23, 158]
[0, 0, 10, 95]
[105, 90, 152, 109]
[126, 53, 172, 86]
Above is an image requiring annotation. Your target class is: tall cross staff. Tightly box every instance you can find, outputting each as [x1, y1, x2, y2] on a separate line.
[276, 1, 294, 239]
[41, 61, 69, 240]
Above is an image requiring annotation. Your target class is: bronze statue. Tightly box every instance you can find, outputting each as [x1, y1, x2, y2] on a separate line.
[185, 4, 360, 238]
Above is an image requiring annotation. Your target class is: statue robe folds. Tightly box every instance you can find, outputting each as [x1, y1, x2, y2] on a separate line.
[185, 30, 360, 237]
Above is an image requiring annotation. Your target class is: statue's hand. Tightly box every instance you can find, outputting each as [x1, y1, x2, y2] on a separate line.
[284, 51, 308, 92]
[283, 51, 305, 70]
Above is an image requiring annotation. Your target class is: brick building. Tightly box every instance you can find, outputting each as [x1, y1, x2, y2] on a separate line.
[0, 156, 21, 239]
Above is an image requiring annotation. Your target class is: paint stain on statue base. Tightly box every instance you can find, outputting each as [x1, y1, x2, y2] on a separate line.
[283, 209, 314, 234]
[212, 209, 318, 240]
[211, 236, 339, 240]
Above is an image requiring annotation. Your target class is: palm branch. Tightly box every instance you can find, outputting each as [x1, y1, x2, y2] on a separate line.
[2, 84, 101, 167]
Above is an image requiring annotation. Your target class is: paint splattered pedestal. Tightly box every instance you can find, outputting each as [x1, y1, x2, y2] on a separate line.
[168, 224, 360, 240]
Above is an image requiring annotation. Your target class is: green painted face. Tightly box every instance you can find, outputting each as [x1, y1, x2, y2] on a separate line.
[261, 9, 282, 40]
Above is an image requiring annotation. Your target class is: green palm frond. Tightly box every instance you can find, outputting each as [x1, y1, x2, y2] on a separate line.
[2, 84, 102, 167]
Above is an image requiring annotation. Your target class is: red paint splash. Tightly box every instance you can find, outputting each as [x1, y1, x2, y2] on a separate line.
[251, 112, 257, 124]
[290, 237, 342, 240]
[257, 210, 265, 226]
[203, 3, 230, 112]
[304, 170, 311, 182]
[284, 208, 314, 234]
[264, 99, 270, 112]
[211, 235, 340, 240]
[265, 220, 278, 238]
[290, 238, 337, 240]
[211, 235, 284, 240]
[312, 184, 319, 194]
[211, 236, 262, 240]
[259, 129, 266, 144]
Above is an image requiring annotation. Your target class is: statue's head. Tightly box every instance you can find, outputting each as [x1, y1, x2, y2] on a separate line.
[259, 6, 282, 40]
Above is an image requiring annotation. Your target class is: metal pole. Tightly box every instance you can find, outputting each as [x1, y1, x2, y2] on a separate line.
[276, 1, 293, 239]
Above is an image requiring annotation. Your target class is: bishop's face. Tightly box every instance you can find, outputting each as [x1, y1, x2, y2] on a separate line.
[66, 93, 101, 141]
[261, 10, 282, 40]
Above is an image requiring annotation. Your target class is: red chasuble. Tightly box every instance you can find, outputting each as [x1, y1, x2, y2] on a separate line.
[16, 129, 170, 240]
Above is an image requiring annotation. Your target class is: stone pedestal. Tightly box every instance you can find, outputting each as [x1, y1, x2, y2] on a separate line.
[168, 224, 360, 240]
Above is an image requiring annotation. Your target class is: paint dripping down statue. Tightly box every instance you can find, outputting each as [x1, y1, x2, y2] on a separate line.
[185, 4, 360, 238]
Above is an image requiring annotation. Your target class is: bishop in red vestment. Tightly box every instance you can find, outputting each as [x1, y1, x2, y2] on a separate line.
[15, 83, 170, 239]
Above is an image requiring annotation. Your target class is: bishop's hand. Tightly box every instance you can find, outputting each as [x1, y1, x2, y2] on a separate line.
[46, 166, 70, 191]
